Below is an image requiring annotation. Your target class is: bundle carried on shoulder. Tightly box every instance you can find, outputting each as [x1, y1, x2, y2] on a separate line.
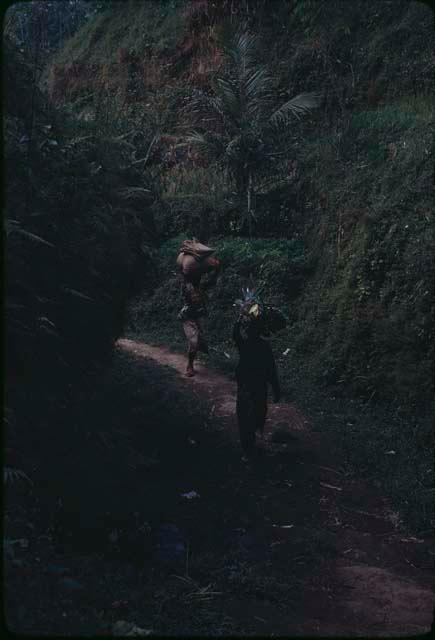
[177, 238, 215, 278]
[179, 239, 214, 260]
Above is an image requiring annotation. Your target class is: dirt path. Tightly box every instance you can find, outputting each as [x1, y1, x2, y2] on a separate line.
[118, 338, 434, 637]
[6, 338, 434, 636]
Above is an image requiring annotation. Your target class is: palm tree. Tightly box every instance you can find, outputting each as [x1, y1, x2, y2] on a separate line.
[186, 31, 321, 236]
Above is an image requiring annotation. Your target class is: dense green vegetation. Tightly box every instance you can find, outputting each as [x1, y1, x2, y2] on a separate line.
[4, 34, 156, 456]
[186, 31, 321, 235]
[4, 2, 435, 636]
[6, 0, 434, 530]
[128, 230, 433, 528]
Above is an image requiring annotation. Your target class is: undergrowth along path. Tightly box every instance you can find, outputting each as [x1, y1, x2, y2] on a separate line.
[118, 337, 434, 637]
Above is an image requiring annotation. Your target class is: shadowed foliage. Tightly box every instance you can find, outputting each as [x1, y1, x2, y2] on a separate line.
[4, 35, 157, 455]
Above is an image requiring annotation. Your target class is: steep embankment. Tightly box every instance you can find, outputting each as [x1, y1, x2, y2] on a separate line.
[4, 33, 156, 484]
[44, 0, 434, 528]
[47, 0, 434, 405]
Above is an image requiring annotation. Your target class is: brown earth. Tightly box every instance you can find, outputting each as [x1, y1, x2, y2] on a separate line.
[117, 338, 434, 637]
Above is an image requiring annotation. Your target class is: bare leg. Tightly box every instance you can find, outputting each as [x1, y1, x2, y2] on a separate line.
[183, 319, 199, 376]
[186, 351, 196, 377]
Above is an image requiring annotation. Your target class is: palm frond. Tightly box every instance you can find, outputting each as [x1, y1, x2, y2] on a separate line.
[185, 131, 208, 148]
[186, 130, 228, 158]
[270, 92, 322, 127]
[190, 93, 225, 120]
[227, 31, 259, 72]
[244, 65, 272, 101]
[216, 78, 241, 120]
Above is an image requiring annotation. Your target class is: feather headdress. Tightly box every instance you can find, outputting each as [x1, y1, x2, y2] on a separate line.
[234, 281, 287, 336]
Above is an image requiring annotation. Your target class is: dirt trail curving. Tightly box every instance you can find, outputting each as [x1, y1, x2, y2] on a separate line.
[118, 338, 434, 637]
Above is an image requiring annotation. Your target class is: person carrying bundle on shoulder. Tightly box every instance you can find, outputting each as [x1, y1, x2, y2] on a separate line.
[177, 239, 221, 377]
[233, 287, 286, 461]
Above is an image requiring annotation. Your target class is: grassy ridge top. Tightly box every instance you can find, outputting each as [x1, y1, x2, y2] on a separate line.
[51, 0, 187, 65]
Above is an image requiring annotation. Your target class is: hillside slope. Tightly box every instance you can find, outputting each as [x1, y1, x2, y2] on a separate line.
[4, 32, 157, 477]
[46, 0, 434, 406]
[44, 0, 434, 527]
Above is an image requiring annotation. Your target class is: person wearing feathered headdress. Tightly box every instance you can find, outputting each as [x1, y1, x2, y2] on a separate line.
[233, 285, 285, 461]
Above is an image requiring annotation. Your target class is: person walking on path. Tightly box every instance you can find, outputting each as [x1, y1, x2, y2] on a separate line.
[177, 239, 220, 377]
[233, 293, 282, 460]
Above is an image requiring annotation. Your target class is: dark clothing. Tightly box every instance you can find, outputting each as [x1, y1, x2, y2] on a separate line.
[233, 320, 280, 455]
[233, 321, 280, 392]
[237, 383, 267, 454]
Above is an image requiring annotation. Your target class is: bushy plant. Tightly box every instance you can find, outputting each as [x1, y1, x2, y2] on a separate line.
[127, 235, 307, 348]
[186, 31, 321, 236]
[4, 36, 157, 452]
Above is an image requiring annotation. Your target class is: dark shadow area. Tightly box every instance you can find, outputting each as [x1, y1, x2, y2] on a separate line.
[5, 346, 335, 635]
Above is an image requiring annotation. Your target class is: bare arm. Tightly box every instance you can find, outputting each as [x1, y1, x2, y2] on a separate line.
[201, 258, 221, 290]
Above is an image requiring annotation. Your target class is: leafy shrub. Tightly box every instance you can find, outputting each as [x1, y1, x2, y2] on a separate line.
[5, 37, 157, 450]
[128, 235, 307, 349]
